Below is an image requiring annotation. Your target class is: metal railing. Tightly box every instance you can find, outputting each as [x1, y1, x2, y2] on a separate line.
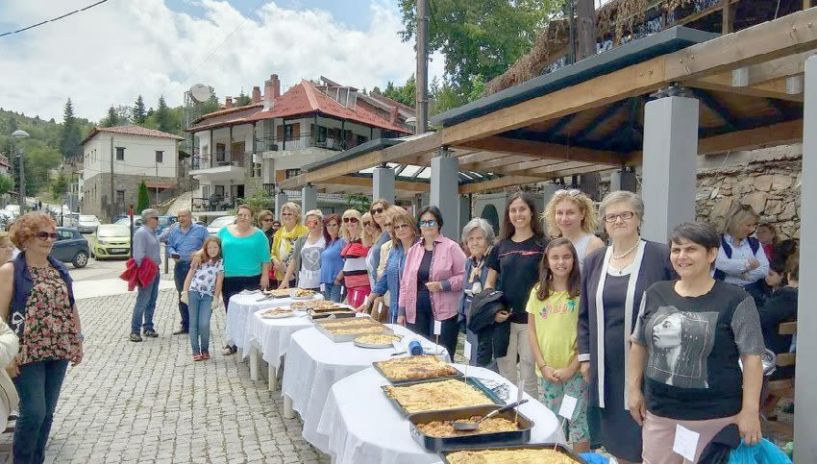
[255, 134, 366, 152]
[191, 195, 239, 212]
[191, 155, 245, 171]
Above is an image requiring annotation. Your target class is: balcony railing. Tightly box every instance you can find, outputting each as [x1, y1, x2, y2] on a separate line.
[191, 195, 238, 212]
[256, 134, 366, 153]
[191, 155, 245, 171]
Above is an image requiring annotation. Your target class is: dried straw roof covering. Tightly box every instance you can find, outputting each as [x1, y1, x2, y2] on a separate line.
[485, 0, 696, 95]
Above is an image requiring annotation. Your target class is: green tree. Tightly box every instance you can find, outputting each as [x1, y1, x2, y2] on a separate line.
[430, 74, 486, 115]
[381, 75, 416, 107]
[102, 105, 120, 127]
[0, 174, 14, 196]
[346, 193, 370, 214]
[59, 99, 83, 159]
[49, 171, 69, 199]
[398, 0, 563, 100]
[154, 96, 173, 133]
[235, 90, 251, 106]
[133, 95, 147, 124]
[137, 180, 150, 211]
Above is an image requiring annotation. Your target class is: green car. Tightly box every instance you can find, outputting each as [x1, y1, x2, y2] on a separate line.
[90, 224, 131, 260]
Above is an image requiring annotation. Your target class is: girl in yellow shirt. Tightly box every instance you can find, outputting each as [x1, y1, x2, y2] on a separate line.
[526, 237, 589, 452]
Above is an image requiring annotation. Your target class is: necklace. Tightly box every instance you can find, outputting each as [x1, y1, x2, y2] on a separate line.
[611, 239, 640, 260]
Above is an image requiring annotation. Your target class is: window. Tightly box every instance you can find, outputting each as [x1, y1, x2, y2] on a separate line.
[285, 169, 301, 179]
[356, 135, 368, 146]
[155, 151, 163, 163]
[216, 143, 226, 163]
[115, 147, 125, 161]
[116, 190, 125, 206]
[58, 230, 74, 241]
[284, 125, 294, 141]
[315, 126, 327, 143]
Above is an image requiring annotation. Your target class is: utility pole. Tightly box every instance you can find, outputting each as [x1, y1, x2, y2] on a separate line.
[110, 136, 115, 221]
[18, 147, 26, 212]
[415, 0, 429, 134]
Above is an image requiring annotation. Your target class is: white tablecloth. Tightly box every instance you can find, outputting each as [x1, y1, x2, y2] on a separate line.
[281, 325, 450, 452]
[225, 292, 322, 350]
[315, 365, 565, 464]
[243, 310, 313, 368]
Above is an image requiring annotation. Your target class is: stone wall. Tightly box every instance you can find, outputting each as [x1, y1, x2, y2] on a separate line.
[696, 151, 801, 240]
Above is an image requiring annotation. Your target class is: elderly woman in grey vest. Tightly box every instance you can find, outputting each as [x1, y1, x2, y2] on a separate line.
[577, 191, 674, 463]
[459, 218, 495, 367]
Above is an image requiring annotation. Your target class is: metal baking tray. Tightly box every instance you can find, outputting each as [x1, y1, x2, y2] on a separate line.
[408, 405, 533, 452]
[373, 356, 464, 386]
[353, 334, 403, 349]
[314, 321, 393, 343]
[308, 309, 357, 319]
[382, 377, 505, 416]
[439, 443, 586, 464]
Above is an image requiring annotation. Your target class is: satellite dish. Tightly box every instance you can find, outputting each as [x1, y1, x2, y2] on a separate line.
[189, 83, 213, 103]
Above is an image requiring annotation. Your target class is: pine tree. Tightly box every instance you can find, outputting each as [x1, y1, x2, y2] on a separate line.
[103, 106, 120, 127]
[236, 90, 251, 106]
[155, 96, 172, 133]
[137, 180, 150, 211]
[59, 99, 83, 159]
[133, 95, 147, 124]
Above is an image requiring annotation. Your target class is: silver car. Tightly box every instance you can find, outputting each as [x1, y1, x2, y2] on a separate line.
[77, 214, 101, 234]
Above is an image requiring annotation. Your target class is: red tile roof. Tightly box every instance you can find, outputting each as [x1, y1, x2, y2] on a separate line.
[246, 80, 409, 133]
[190, 103, 263, 125]
[81, 125, 184, 145]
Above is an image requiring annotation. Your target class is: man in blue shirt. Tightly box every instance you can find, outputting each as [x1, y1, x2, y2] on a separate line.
[161, 209, 207, 334]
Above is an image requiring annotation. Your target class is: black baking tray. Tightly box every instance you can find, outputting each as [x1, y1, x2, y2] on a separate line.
[408, 405, 534, 452]
[382, 377, 505, 416]
[439, 443, 586, 464]
[373, 356, 464, 386]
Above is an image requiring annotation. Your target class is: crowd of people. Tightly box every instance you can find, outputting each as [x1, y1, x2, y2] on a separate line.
[0, 185, 800, 462]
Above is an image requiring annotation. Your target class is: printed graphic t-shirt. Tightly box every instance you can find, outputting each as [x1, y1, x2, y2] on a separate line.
[486, 236, 546, 324]
[525, 289, 580, 372]
[632, 280, 765, 420]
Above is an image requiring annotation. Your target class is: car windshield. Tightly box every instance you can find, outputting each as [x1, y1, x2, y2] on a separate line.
[159, 217, 172, 226]
[97, 225, 130, 237]
[114, 217, 140, 226]
[79, 215, 98, 222]
[209, 216, 235, 228]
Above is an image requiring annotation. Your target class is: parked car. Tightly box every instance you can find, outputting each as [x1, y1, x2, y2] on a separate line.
[77, 214, 101, 233]
[114, 215, 178, 236]
[90, 224, 131, 260]
[51, 227, 90, 268]
[207, 215, 236, 235]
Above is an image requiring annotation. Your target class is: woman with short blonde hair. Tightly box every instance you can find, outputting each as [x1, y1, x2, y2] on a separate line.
[271, 202, 307, 287]
[281, 209, 325, 290]
[715, 203, 768, 287]
[543, 189, 604, 271]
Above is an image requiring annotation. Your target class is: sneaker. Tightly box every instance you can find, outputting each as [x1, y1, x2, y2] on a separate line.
[129, 333, 143, 342]
[173, 327, 189, 335]
[201, 352, 210, 360]
[221, 345, 237, 355]
[143, 330, 159, 338]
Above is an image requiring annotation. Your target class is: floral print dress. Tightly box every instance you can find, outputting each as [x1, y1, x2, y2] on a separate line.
[15, 266, 79, 365]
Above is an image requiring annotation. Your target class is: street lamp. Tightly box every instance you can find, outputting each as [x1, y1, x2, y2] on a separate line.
[11, 129, 29, 212]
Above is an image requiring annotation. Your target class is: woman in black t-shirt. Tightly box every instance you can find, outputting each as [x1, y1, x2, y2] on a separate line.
[629, 222, 765, 463]
[485, 192, 546, 396]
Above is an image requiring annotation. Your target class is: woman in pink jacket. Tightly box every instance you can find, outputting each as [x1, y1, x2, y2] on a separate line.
[398, 206, 466, 359]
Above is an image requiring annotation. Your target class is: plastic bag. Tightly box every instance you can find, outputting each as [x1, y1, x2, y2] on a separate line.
[579, 453, 609, 464]
[728, 439, 792, 464]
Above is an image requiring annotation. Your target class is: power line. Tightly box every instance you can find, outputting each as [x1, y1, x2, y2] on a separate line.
[0, 0, 110, 39]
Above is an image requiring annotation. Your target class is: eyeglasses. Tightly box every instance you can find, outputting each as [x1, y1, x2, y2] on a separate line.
[419, 219, 438, 228]
[370, 207, 384, 215]
[554, 189, 582, 197]
[262, 218, 273, 223]
[393, 223, 411, 231]
[603, 211, 635, 223]
[281, 212, 294, 217]
[36, 231, 58, 241]
[342, 217, 360, 224]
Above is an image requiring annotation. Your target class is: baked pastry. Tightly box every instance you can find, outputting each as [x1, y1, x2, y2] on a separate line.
[354, 334, 401, 345]
[317, 318, 376, 329]
[326, 325, 386, 335]
[384, 379, 493, 413]
[263, 289, 291, 298]
[293, 288, 317, 297]
[445, 448, 578, 464]
[416, 416, 519, 437]
[292, 300, 344, 311]
[260, 307, 293, 317]
[375, 355, 459, 382]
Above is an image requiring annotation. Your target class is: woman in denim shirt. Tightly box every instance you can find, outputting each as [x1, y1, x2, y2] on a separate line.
[370, 208, 417, 323]
[459, 218, 495, 367]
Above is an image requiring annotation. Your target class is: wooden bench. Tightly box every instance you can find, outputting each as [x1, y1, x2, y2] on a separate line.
[762, 320, 796, 440]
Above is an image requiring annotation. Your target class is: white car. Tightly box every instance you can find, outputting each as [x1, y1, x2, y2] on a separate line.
[207, 215, 236, 235]
[77, 215, 101, 233]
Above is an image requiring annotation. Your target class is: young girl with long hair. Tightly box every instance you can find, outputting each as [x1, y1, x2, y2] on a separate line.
[527, 237, 589, 452]
[183, 236, 224, 361]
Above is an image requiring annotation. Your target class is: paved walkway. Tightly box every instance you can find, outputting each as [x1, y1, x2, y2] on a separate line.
[0, 290, 329, 464]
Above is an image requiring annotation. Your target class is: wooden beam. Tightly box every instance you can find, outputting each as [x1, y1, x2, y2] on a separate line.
[688, 74, 804, 101]
[689, 88, 738, 130]
[460, 136, 628, 166]
[458, 176, 544, 194]
[465, 155, 534, 172]
[327, 175, 430, 192]
[525, 161, 591, 176]
[442, 8, 817, 146]
[736, 51, 816, 86]
[697, 119, 803, 154]
[722, 0, 735, 34]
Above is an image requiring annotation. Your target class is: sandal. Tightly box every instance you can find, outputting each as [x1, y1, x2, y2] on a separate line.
[222, 345, 237, 355]
[201, 352, 210, 360]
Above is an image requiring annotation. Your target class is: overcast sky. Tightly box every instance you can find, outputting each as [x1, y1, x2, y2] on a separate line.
[0, 0, 445, 123]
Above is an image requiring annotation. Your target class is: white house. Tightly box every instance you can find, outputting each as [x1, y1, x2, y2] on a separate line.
[81, 125, 183, 220]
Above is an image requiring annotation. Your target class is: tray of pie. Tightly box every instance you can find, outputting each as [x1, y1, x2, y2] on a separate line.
[373, 355, 463, 385]
[261, 288, 293, 298]
[291, 288, 319, 299]
[291, 300, 345, 311]
[439, 443, 586, 464]
[382, 378, 503, 416]
[308, 308, 357, 319]
[408, 404, 533, 452]
[314, 319, 392, 343]
[353, 334, 403, 349]
[259, 307, 302, 319]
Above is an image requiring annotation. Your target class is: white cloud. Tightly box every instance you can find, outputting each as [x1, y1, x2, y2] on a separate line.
[0, 0, 445, 122]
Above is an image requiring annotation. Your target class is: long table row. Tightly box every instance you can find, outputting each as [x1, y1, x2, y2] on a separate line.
[224, 292, 565, 464]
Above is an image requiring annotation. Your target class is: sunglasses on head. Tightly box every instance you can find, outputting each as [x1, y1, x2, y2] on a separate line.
[36, 231, 58, 241]
[343, 217, 359, 224]
[554, 189, 582, 197]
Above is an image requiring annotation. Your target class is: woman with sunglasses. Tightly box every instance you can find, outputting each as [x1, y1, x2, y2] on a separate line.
[280, 210, 325, 291]
[338, 209, 371, 307]
[714, 203, 769, 288]
[0, 212, 83, 463]
[272, 202, 308, 289]
[320, 214, 345, 302]
[398, 206, 465, 359]
[543, 189, 605, 272]
[577, 191, 674, 463]
[361, 212, 382, 309]
[257, 210, 275, 249]
[368, 199, 392, 287]
[367, 207, 414, 322]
